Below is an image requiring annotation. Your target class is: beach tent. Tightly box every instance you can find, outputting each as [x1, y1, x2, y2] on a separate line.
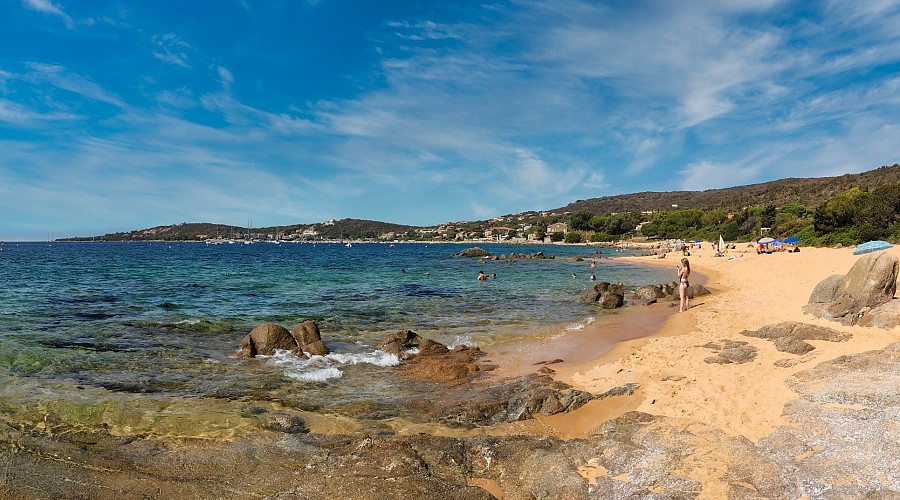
[853, 240, 893, 255]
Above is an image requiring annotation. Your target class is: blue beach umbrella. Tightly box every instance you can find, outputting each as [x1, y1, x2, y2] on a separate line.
[784, 237, 800, 244]
[853, 240, 893, 255]
[773, 240, 783, 247]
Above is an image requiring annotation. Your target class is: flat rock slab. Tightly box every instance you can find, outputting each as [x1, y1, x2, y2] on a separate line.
[760, 342, 900, 499]
[740, 321, 850, 355]
[704, 340, 758, 364]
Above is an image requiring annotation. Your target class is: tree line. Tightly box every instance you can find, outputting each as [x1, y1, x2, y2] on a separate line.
[563, 181, 900, 245]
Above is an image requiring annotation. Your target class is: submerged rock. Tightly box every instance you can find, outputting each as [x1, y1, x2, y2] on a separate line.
[260, 412, 309, 434]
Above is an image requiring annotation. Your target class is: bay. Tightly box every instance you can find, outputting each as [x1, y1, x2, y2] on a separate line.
[0, 241, 673, 435]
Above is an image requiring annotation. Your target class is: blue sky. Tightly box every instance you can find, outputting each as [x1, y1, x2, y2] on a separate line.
[2, 0, 899, 240]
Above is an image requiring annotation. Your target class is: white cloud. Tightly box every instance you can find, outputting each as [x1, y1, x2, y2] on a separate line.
[22, 0, 74, 29]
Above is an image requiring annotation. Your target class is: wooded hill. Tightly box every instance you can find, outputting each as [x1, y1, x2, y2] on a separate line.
[62, 163, 900, 244]
[557, 164, 900, 215]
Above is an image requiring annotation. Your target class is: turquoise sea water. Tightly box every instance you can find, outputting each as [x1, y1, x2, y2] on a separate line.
[0, 241, 672, 431]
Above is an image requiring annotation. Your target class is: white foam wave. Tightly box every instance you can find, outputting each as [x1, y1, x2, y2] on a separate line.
[565, 316, 596, 331]
[266, 348, 400, 382]
[447, 335, 477, 349]
[323, 351, 400, 367]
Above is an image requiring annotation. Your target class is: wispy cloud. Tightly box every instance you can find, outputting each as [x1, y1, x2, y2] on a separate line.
[22, 0, 74, 29]
[151, 33, 192, 68]
[25, 62, 126, 107]
[3, 1, 900, 240]
[0, 98, 79, 125]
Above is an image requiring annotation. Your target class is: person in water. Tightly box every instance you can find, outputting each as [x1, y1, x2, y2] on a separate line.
[677, 257, 691, 312]
[477, 271, 488, 281]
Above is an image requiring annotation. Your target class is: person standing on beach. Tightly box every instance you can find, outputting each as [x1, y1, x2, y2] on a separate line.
[677, 258, 691, 312]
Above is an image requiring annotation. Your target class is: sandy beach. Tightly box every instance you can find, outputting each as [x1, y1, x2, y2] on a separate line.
[528, 244, 900, 496]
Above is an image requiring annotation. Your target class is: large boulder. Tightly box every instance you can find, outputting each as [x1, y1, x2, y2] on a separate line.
[600, 290, 624, 309]
[635, 285, 665, 301]
[290, 320, 330, 356]
[807, 274, 844, 304]
[687, 284, 711, 299]
[581, 282, 610, 303]
[241, 323, 300, 358]
[840, 251, 898, 309]
[805, 252, 899, 325]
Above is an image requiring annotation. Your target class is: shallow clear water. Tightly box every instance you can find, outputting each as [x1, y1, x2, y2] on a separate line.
[0, 241, 672, 431]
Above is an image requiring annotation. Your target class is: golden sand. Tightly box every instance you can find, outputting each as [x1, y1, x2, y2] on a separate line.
[529, 246, 898, 439]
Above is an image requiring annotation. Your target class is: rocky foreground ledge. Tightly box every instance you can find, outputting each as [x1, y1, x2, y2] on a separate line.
[2, 340, 896, 499]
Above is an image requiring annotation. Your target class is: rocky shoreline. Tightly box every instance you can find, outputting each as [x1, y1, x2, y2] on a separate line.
[2, 338, 895, 499]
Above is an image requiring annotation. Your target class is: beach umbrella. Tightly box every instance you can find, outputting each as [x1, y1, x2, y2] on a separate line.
[853, 240, 893, 255]
[784, 237, 801, 244]
[757, 237, 775, 244]
[773, 240, 783, 247]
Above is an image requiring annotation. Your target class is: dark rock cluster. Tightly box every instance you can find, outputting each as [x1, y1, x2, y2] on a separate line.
[583, 280, 710, 309]
[375, 331, 599, 424]
[452, 247, 555, 260]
